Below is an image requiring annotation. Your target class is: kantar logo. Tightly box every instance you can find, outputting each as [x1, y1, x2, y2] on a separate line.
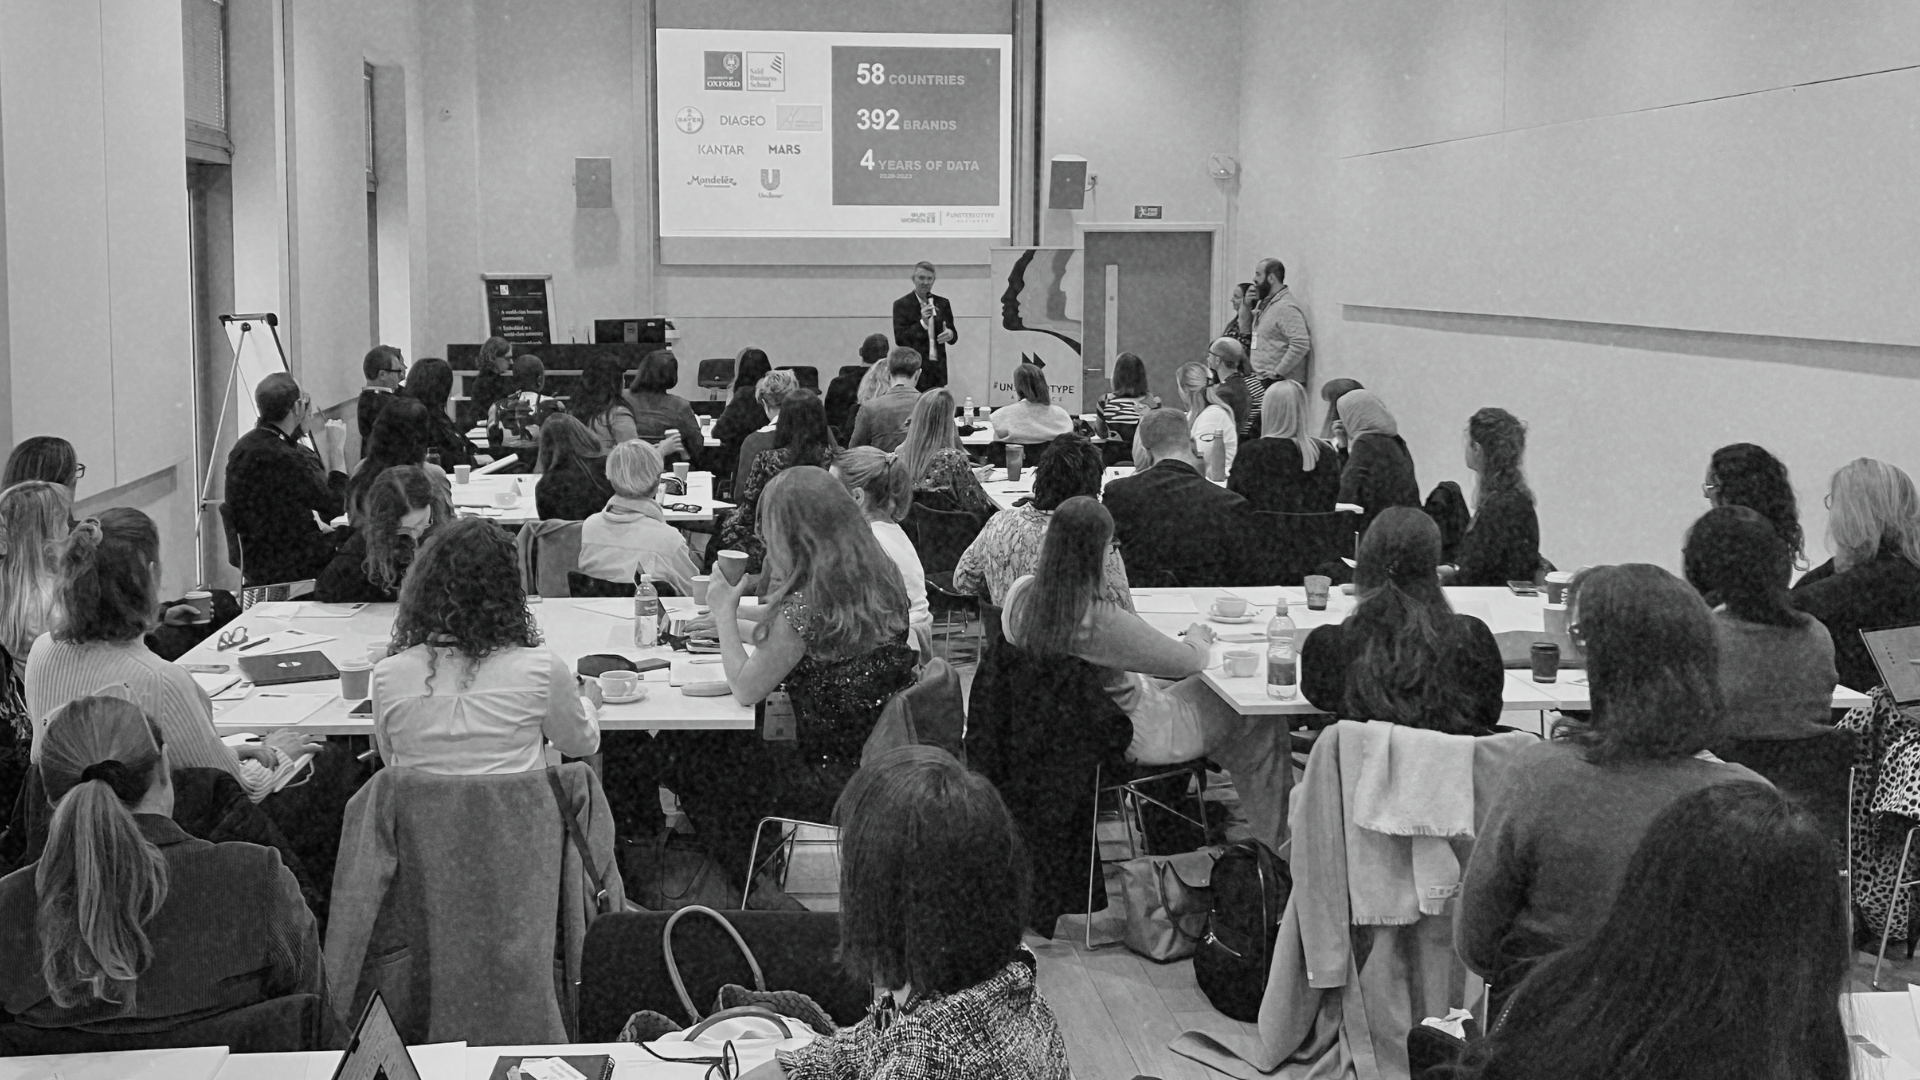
[674, 106, 704, 134]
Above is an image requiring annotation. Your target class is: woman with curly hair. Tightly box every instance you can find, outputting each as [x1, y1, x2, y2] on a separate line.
[570, 354, 640, 452]
[372, 517, 600, 773]
[1704, 442, 1804, 568]
[315, 466, 450, 603]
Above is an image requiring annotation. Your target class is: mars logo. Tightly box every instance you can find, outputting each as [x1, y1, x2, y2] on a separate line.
[767, 144, 801, 155]
[703, 51, 743, 90]
[719, 114, 766, 127]
[674, 106, 704, 134]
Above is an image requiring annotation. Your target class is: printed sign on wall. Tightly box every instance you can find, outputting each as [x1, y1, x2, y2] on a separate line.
[988, 247, 1084, 414]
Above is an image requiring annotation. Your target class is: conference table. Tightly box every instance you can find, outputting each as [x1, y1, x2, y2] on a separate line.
[446, 469, 732, 529]
[981, 465, 1135, 511]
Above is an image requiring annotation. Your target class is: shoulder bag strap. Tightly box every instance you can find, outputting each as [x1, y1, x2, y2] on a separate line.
[546, 765, 611, 913]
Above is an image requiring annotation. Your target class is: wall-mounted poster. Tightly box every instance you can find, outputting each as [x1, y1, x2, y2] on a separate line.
[988, 247, 1083, 413]
[484, 275, 553, 345]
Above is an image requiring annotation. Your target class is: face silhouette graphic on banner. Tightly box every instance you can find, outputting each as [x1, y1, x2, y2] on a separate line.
[989, 247, 1083, 413]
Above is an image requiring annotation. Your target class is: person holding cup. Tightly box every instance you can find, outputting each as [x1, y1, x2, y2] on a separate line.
[1298, 508, 1505, 734]
[575, 439, 701, 596]
[372, 517, 599, 774]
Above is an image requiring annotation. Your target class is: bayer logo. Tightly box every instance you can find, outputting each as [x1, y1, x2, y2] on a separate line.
[675, 106, 704, 134]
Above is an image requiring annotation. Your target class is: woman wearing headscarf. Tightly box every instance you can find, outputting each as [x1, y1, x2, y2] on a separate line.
[1227, 380, 1341, 514]
[1318, 377, 1364, 446]
[1333, 388, 1419, 540]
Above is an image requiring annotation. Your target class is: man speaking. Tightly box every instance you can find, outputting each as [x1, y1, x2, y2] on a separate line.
[893, 261, 957, 390]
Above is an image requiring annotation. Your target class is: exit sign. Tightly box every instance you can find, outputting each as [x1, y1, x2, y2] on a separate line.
[1133, 205, 1163, 219]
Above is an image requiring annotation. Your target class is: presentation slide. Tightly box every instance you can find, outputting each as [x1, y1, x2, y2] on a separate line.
[656, 29, 1013, 240]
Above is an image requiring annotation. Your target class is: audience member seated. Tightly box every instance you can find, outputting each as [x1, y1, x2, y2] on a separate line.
[841, 360, 895, 450]
[3, 435, 82, 495]
[1317, 377, 1363, 445]
[849, 347, 925, 451]
[1300, 508, 1504, 731]
[26, 510, 318, 800]
[463, 336, 516, 430]
[1176, 362, 1238, 481]
[576, 440, 700, 595]
[571, 354, 640, 452]
[718, 390, 837, 574]
[990, 363, 1073, 447]
[1705, 442, 1806, 570]
[0, 481, 71, 679]
[710, 348, 774, 486]
[623, 349, 702, 468]
[404, 358, 484, 469]
[356, 344, 407, 453]
[1094, 352, 1159, 450]
[1457, 563, 1764, 998]
[0, 697, 327, 1038]
[1453, 783, 1844, 1080]
[1332, 388, 1418, 539]
[954, 435, 1133, 612]
[1206, 337, 1265, 439]
[833, 448, 932, 646]
[673, 468, 916, 878]
[533, 415, 614, 523]
[729, 369, 798, 501]
[826, 333, 889, 442]
[1226, 379, 1339, 514]
[373, 518, 601, 773]
[222, 373, 350, 585]
[345, 396, 449, 524]
[899, 388, 998, 518]
[486, 355, 561, 469]
[1684, 506, 1837, 741]
[1003, 498, 1293, 851]
[1104, 410, 1252, 586]
[1792, 457, 1920, 693]
[316, 466, 448, 604]
[1440, 407, 1541, 586]
[755, 746, 1069, 1080]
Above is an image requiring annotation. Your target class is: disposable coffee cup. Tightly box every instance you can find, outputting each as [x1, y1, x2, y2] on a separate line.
[690, 575, 711, 605]
[1304, 575, 1331, 611]
[1530, 642, 1561, 683]
[454, 465, 471, 484]
[673, 462, 690, 484]
[1006, 444, 1025, 482]
[184, 589, 213, 623]
[338, 658, 372, 701]
[716, 550, 750, 586]
[365, 640, 391, 666]
[1543, 603, 1570, 637]
[1544, 571, 1573, 605]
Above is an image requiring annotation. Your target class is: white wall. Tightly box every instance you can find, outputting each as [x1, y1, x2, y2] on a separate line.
[1237, 0, 1920, 573]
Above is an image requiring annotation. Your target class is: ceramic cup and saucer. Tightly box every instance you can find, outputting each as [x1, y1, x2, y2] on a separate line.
[1209, 597, 1257, 624]
[597, 671, 649, 705]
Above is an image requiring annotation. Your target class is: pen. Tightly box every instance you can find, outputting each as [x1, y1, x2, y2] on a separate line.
[239, 637, 272, 651]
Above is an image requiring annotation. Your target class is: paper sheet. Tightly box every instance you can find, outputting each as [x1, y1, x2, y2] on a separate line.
[212, 691, 335, 729]
[243, 601, 303, 620]
[671, 655, 729, 687]
[1131, 592, 1199, 614]
[1846, 992, 1920, 1079]
[296, 602, 367, 619]
[1220, 586, 1293, 607]
[192, 671, 243, 697]
[0, 1046, 229, 1080]
[233, 629, 336, 655]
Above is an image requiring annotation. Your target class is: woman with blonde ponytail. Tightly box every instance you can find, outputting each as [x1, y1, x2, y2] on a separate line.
[832, 447, 932, 646]
[0, 696, 324, 1031]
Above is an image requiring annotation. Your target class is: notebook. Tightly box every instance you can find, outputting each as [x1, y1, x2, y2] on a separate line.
[485, 1056, 614, 1080]
[239, 650, 341, 686]
[1862, 625, 1920, 705]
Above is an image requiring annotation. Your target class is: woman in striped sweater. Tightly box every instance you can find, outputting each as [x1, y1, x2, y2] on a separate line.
[24, 509, 318, 801]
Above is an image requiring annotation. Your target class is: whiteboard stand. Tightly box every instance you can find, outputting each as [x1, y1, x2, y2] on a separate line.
[198, 312, 291, 570]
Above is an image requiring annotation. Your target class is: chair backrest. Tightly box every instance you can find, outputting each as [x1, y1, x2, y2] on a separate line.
[1247, 510, 1359, 586]
[217, 500, 244, 572]
[577, 910, 868, 1039]
[696, 358, 735, 390]
[0, 994, 327, 1055]
[902, 502, 985, 575]
[778, 365, 819, 391]
[520, 519, 584, 597]
[1717, 726, 1856, 847]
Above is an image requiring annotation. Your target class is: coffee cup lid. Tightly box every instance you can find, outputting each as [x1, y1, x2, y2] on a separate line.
[338, 657, 371, 670]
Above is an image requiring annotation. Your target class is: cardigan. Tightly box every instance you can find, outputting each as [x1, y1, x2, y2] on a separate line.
[1299, 612, 1505, 734]
[1226, 437, 1341, 514]
[1451, 489, 1541, 586]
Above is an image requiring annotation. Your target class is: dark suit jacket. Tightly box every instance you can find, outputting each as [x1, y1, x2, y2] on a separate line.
[1792, 545, 1920, 692]
[1103, 459, 1253, 587]
[893, 291, 956, 367]
[826, 365, 871, 442]
[224, 422, 349, 586]
[356, 387, 403, 454]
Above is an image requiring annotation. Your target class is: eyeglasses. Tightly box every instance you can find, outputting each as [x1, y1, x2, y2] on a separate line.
[661, 503, 704, 514]
[73, 463, 86, 479]
[1824, 493, 1834, 510]
[638, 1039, 739, 1080]
[1700, 482, 1716, 499]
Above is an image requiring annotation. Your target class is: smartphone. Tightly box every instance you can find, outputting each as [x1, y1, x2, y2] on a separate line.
[631, 657, 670, 674]
[1507, 581, 1541, 596]
[347, 698, 373, 717]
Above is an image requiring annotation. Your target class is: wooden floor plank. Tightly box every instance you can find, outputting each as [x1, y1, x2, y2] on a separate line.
[1032, 938, 1143, 1080]
[1078, 944, 1215, 1080]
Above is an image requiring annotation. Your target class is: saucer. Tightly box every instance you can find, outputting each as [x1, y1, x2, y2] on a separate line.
[1209, 612, 1256, 624]
[601, 686, 648, 705]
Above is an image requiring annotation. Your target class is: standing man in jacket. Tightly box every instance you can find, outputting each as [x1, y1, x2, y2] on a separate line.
[1244, 258, 1311, 391]
[892, 261, 957, 391]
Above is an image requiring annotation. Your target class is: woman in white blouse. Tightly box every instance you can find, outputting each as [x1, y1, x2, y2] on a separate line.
[1177, 361, 1238, 481]
[832, 447, 933, 652]
[372, 517, 600, 774]
[990, 364, 1074, 446]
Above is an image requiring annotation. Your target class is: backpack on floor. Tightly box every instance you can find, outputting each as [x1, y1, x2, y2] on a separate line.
[1192, 838, 1290, 1022]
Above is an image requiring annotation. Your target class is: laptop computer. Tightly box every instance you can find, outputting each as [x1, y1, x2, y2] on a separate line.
[238, 650, 341, 687]
[1862, 624, 1920, 706]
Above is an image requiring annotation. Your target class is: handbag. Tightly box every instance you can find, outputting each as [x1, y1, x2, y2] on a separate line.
[623, 830, 744, 912]
[546, 766, 617, 915]
[1116, 846, 1218, 961]
[861, 657, 967, 766]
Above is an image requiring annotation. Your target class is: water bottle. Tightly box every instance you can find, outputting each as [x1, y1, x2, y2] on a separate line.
[633, 572, 661, 648]
[963, 396, 975, 415]
[1266, 609, 1297, 700]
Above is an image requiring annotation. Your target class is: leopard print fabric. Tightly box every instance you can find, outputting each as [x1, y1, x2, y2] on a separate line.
[1841, 687, 1920, 942]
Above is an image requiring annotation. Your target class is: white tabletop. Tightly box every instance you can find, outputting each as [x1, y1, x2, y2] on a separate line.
[981, 465, 1133, 511]
[210, 1038, 793, 1080]
[449, 470, 732, 528]
[180, 599, 755, 736]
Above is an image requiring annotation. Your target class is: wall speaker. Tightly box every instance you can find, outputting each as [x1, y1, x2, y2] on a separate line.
[1049, 156, 1087, 210]
[575, 157, 613, 208]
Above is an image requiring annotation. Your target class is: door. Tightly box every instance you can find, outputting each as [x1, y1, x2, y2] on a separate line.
[1081, 229, 1215, 406]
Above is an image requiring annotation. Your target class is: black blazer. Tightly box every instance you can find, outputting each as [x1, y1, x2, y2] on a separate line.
[1103, 460, 1253, 587]
[1452, 489, 1541, 587]
[1227, 438, 1342, 514]
[892, 292, 957, 366]
[1300, 612, 1505, 734]
[1338, 434, 1420, 540]
[1793, 545, 1920, 692]
[223, 423, 349, 586]
[709, 388, 768, 492]
[357, 388, 404, 454]
[314, 530, 401, 604]
[536, 456, 614, 523]
[825, 365, 870, 442]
